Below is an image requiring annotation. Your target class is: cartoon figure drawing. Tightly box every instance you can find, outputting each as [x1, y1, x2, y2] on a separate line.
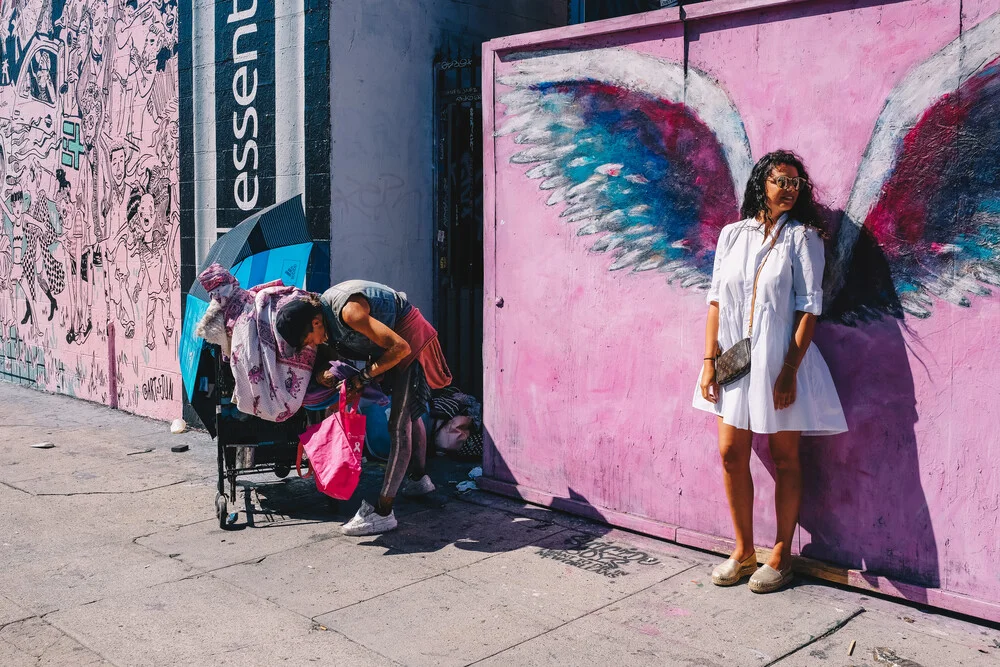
[124, 169, 173, 349]
[7, 164, 66, 331]
[109, 0, 152, 138]
[60, 9, 97, 116]
[126, 20, 160, 141]
[56, 170, 92, 343]
[102, 139, 136, 337]
[27, 49, 55, 104]
[6, 190, 42, 337]
[0, 196, 14, 329]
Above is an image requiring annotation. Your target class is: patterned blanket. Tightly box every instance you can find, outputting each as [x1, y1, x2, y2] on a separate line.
[198, 264, 316, 422]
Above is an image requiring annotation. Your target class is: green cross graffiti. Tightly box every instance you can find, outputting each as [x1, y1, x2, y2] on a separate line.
[61, 120, 85, 170]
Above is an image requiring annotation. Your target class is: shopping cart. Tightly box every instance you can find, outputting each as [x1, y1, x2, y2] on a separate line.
[210, 345, 308, 530]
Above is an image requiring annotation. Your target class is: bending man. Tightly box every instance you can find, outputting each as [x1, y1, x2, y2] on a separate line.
[276, 280, 452, 536]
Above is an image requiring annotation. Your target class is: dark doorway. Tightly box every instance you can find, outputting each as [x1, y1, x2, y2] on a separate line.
[433, 55, 484, 399]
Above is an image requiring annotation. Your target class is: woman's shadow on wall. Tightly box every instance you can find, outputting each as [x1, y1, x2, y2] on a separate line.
[769, 218, 939, 598]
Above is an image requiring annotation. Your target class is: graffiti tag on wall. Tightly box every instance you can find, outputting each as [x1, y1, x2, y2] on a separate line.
[0, 0, 180, 417]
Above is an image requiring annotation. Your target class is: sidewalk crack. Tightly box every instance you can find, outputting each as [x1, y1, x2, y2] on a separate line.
[0, 480, 32, 496]
[0, 615, 39, 633]
[308, 571, 453, 618]
[35, 480, 190, 496]
[764, 607, 865, 666]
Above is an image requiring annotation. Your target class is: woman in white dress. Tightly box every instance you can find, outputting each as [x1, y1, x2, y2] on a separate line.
[693, 150, 848, 593]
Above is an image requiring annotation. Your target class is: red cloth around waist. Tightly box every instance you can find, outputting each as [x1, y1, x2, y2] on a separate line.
[394, 307, 452, 389]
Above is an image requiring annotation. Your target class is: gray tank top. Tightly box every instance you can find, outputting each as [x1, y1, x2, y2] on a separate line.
[319, 280, 411, 359]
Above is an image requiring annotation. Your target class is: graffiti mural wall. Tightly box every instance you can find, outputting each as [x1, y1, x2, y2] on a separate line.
[0, 0, 180, 418]
[483, 0, 1000, 620]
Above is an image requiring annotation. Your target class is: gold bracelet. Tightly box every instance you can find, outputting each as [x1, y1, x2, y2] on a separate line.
[784, 362, 798, 371]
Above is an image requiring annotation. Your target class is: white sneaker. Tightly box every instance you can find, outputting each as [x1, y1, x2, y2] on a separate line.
[341, 500, 397, 536]
[400, 474, 436, 497]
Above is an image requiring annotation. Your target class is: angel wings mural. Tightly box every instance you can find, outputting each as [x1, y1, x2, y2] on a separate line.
[496, 12, 1000, 326]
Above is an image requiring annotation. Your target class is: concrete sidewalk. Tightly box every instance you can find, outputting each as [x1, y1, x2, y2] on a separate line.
[1, 384, 997, 666]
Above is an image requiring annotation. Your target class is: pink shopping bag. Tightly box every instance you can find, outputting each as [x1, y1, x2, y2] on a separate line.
[297, 384, 366, 499]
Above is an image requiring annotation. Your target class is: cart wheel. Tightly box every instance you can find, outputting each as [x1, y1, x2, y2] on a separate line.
[274, 464, 291, 479]
[215, 493, 228, 530]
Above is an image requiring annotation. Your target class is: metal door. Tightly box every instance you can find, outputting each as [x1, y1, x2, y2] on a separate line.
[433, 55, 484, 398]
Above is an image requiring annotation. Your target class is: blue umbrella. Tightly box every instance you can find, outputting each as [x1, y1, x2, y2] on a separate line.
[180, 196, 314, 430]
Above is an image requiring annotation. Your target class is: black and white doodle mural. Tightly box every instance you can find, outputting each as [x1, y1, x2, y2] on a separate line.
[0, 0, 180, 418]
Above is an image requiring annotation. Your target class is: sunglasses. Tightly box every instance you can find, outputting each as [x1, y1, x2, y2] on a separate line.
[767, 176, 808, 191]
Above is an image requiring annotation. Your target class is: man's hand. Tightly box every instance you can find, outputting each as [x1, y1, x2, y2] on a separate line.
[341, 375, 365, 404]
[315, 369, 335, 388]
[345, 373, 366, 396]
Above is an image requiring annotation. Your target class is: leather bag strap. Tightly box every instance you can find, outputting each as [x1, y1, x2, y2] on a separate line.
[747, 218, 786, 337]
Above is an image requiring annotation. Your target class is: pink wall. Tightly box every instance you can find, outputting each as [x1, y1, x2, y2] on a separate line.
[0, 0, 181, 419]
[483, 0, 1000, 621]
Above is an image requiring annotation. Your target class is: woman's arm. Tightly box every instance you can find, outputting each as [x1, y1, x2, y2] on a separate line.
[773, 311, 816, 410]
[774, 227, 825, 410]
[784, 312, 815, 370]
[699, 302, 721, 404]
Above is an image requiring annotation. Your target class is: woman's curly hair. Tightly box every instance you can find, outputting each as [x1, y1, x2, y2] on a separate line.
[740, 150, 827, 237]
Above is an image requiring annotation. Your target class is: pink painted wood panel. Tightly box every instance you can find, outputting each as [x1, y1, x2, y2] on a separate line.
[483, 0, 1000, 621]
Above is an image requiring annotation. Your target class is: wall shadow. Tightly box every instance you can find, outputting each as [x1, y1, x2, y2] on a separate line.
[802, 316, 939, 595]
[799, 219, 938, 598]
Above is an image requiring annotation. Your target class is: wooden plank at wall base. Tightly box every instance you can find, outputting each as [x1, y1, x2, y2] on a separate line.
[477, 478, 1000, 624]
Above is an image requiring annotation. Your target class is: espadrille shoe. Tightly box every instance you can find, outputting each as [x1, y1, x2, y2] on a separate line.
[748, 564, 793, 593]
[711, 553, 758, 586]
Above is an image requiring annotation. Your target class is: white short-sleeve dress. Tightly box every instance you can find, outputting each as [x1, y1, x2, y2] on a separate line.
[692, 215, 848, 436]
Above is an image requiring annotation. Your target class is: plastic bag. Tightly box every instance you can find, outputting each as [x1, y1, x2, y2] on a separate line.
[297, 384, 365, 499]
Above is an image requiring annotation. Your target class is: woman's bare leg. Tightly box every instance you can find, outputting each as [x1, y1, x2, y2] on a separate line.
[767, 430, 802, 570]
[719, 418, 755, 561]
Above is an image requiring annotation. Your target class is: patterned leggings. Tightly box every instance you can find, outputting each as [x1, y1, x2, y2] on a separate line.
[381, 362, 429, 499]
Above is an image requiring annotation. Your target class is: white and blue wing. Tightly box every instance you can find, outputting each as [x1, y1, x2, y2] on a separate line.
[497, 49, 752, 288]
